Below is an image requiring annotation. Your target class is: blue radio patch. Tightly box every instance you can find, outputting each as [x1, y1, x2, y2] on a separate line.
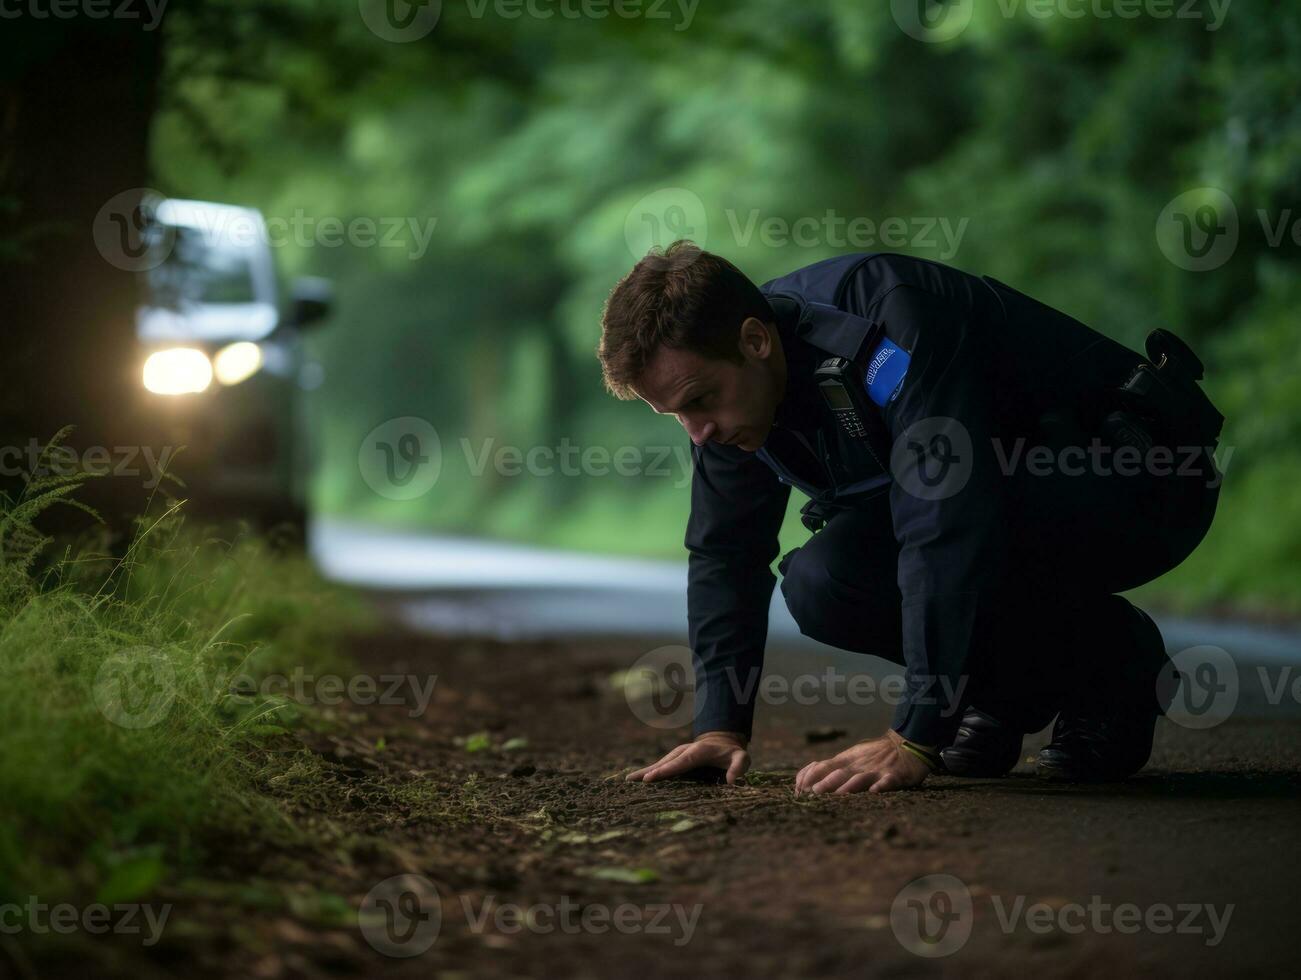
[864, 337, 910, 407]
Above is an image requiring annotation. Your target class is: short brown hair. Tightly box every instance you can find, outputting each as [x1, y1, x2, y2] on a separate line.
[597, 240, 774, 400]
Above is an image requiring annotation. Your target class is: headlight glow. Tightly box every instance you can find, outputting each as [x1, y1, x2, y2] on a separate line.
[143, 347, 213, 395]
[213, 341, 264, 386]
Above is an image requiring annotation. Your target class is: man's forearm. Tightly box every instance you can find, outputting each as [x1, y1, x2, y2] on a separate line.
[687, 553, 777, 738]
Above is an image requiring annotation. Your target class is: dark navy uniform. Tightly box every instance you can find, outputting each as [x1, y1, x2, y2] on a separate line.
[685, 253, 1222, 746]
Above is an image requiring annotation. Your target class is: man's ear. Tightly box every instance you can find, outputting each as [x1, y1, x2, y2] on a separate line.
[738, 317, 775, 360]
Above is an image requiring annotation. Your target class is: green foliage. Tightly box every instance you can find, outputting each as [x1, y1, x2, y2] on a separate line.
[0, 433, 370, 908]
[152, 4, 1300, 609]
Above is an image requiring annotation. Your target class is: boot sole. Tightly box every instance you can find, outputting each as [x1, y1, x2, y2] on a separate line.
[1035, 756, 1144, 782]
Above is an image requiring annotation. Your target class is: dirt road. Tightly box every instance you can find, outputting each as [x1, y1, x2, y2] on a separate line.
[144, 624, 1298, 980]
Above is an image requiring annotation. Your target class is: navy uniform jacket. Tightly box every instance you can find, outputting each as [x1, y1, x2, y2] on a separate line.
[684, 253, 1142, 746]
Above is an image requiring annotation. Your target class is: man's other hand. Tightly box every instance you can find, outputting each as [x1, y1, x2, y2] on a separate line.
[794, 729, 932, 795]
[625, 731, 750, 785]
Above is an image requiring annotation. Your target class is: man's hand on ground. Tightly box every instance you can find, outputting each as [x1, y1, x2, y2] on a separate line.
[625, 731, 750, 785]
[795, 729, 932, 795]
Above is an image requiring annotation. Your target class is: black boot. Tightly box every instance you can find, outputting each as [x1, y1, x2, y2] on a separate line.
[1036, 708, 1160, 781]
[1037, 604, 1169, 782]
[939, 708, 1024, 777]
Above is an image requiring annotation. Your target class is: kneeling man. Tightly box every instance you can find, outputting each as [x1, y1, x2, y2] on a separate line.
[599, 242, 1223, 794]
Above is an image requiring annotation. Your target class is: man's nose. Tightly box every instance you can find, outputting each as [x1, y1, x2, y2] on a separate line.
[680, 416, 717, 446]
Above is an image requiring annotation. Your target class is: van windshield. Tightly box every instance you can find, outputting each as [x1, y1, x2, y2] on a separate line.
[145, 226, 258, 307]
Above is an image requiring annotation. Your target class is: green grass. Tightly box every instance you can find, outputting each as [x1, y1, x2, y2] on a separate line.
[0, 432, 371, 923]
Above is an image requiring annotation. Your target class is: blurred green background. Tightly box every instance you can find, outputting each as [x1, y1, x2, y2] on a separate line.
[24, 2, 1301, 612]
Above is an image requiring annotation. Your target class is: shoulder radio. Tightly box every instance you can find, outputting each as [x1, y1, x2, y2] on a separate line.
[812, 327, 911, 441]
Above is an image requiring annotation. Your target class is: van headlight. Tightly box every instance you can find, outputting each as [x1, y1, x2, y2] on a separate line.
[213, 341, 263, 386]
[142, 347, 213, 395]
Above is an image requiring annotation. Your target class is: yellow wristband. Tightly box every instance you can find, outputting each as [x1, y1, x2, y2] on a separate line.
[899, 739, 942, 772]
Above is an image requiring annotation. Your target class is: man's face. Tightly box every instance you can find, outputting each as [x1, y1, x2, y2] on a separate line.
[634, 317, 786, 453]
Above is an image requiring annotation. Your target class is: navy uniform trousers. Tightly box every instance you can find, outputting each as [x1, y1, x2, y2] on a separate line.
[777, 384, 1222, 739]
